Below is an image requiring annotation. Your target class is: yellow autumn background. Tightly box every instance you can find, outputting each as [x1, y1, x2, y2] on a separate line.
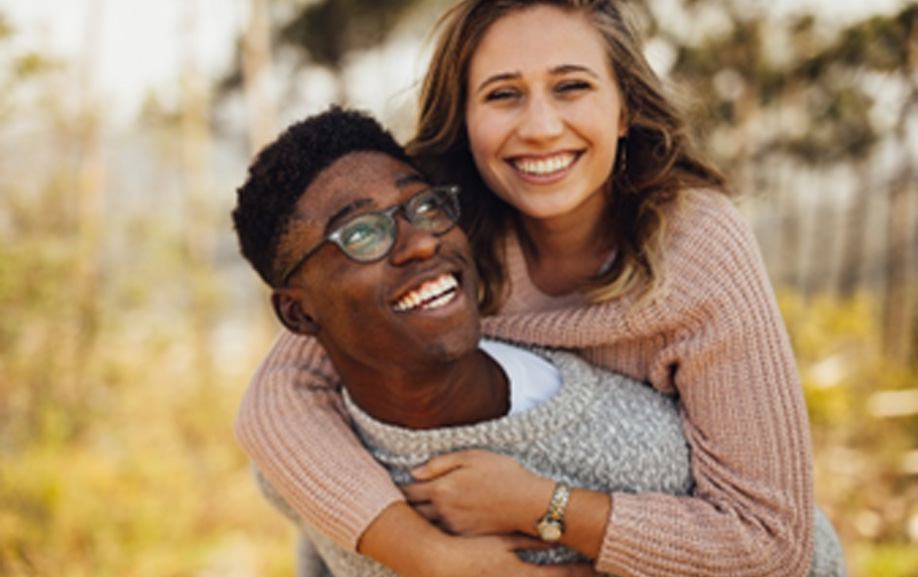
[1, 1, 916, 576]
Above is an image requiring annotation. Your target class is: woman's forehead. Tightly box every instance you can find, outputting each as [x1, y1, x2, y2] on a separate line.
[468, 6, 610, 81]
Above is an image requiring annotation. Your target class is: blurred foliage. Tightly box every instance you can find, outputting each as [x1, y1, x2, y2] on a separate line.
[668, 2, 916, 166]
[278, 0, 424, 68]
[0, 185, 295, 576]
[1, 1, 916, 577]
[0, 15, 292, 577]
[782, 291, 918, 577]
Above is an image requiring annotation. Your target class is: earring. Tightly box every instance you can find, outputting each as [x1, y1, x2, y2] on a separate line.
[615, 137, 628, 176]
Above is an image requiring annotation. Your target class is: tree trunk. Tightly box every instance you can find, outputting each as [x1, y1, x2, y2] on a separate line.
[242, 0, 278, 155]
[241, 0, 282, 345]
[838, 160, 871, 298]
[881, 151, 915, 364]
[73, 0, 107, 391]
[882, 29, 917, 364]
[181, 0, 216, 383]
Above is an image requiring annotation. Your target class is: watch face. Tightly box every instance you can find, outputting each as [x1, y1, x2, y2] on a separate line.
[538, 519, 563, 542]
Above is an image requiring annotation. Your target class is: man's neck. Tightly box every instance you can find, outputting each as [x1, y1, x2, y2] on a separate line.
[340, 348, 509, 430]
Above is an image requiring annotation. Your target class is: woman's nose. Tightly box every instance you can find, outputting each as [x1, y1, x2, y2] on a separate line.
[389, 217, 440, 265]
[517, 92, 564, 141]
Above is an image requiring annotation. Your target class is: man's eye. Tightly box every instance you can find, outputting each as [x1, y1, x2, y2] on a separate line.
[414, 198, 441, 216]
[341, 221, 379, 248]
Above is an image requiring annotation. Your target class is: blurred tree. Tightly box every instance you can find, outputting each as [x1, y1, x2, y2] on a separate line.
[242, 0, 278, 154]
[663, 1, 916, 360]
[73, 0, 107, 391]
[220, 0, 425, 106]
[180, 0, 219, 383]
[0, 2, 915, 576]
[783, 6, 916, 364]
[278, 0, 423, 93]
[0, 4, 293, 574]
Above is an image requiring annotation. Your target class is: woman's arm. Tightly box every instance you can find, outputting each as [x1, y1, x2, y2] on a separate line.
[235, 331, 404, 549]
[361, 502, 598, 577]
[405, 450, 612, 559]
[239, 333, 598, 577]
[480, 190, 815, 577]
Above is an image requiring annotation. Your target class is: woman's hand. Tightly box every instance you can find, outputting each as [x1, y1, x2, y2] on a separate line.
[433, 534, 597, 577]
[361, 501, 596, 577]
[404, 449, 554, 536]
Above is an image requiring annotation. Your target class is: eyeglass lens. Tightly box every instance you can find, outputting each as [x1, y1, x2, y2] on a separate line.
[337, 187, 459, 262]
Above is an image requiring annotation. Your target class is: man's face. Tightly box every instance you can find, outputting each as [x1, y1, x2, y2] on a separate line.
[276, 151, 481, 375]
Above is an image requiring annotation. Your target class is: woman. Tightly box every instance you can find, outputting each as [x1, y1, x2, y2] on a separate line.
[237, 2, 825, 575]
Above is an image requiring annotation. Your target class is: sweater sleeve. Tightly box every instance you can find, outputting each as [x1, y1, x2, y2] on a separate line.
[234, 330, 405, 551]
[484, 191, 815, 577]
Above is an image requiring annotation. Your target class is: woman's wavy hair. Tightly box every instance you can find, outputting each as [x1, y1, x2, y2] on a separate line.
[407, 0, 729, 314]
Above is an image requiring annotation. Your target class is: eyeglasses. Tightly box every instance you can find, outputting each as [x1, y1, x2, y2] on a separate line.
[280, 185, 461, 286]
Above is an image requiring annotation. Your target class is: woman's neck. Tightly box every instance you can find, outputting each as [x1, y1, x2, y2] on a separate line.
[516, 194, 613, 296]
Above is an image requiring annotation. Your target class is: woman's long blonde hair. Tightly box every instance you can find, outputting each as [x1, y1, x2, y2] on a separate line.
[407, 0, 728, 314]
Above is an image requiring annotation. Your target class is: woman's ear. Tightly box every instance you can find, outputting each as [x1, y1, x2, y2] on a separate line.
[271, 289, 320, 336]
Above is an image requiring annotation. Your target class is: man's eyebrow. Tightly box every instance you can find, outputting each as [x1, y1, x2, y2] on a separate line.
[324, 198, 374, 234]
[319, 172, 428, 233]
[395, 172, 429, 188]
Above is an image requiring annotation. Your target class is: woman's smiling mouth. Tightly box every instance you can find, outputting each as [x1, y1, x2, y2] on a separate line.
[509, 152, 580, 180]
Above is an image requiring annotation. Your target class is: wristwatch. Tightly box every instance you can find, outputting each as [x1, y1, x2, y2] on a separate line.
[535, 482, 570, 543]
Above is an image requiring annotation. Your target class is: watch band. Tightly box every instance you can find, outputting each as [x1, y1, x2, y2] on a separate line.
[535, 482, 571, 543]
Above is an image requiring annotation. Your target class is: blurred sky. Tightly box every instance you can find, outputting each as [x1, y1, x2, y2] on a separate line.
[0, 0, 909, 126]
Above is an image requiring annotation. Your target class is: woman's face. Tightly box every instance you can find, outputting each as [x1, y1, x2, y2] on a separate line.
[465, 5, 626, 225]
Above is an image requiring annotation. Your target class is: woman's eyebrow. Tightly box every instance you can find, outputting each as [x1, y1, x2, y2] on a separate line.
[549, 64, 599, 79]
[475, 71, 521, 95]
[475, 64, 600, 95]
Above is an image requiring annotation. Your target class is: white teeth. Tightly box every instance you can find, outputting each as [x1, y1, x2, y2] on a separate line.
[424, 292, 454, 310]
[393, 273, 459, 312]
[513, 153, 576, 176]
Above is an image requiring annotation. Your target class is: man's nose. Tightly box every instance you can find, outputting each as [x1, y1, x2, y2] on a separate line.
[388, 217, 440, 265]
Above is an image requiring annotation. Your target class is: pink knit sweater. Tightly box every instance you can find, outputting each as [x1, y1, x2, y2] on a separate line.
[235, 189, 814, 577]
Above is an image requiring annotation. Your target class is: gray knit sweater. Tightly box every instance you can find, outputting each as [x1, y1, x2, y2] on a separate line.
[258, 347, 844, 577]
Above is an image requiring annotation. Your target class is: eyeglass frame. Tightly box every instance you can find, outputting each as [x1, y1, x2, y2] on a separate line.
[279, 184, 461, 286]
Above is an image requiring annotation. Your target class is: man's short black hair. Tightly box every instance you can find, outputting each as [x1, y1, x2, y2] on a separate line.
[232, 106, 412, 286]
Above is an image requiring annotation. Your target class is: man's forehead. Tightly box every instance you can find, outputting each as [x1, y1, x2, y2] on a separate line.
[311, 150, 416, 190]
[293, 153, 424, 225]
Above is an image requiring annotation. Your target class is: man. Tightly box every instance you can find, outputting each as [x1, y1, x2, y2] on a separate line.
[231, 108, 841, 577]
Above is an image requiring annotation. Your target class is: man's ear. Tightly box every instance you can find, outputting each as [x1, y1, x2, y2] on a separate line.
[271, 289, 320, 336]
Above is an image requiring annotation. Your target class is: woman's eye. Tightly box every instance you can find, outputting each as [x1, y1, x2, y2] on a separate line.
[556, 80, 591, 94]
[484, 87, 520, 102]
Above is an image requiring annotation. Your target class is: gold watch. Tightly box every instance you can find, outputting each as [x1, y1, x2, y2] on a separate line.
[535, 482, 570, 543]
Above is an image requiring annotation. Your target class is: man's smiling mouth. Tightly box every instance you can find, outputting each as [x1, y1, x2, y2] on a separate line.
[392, 273, 459, 312]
